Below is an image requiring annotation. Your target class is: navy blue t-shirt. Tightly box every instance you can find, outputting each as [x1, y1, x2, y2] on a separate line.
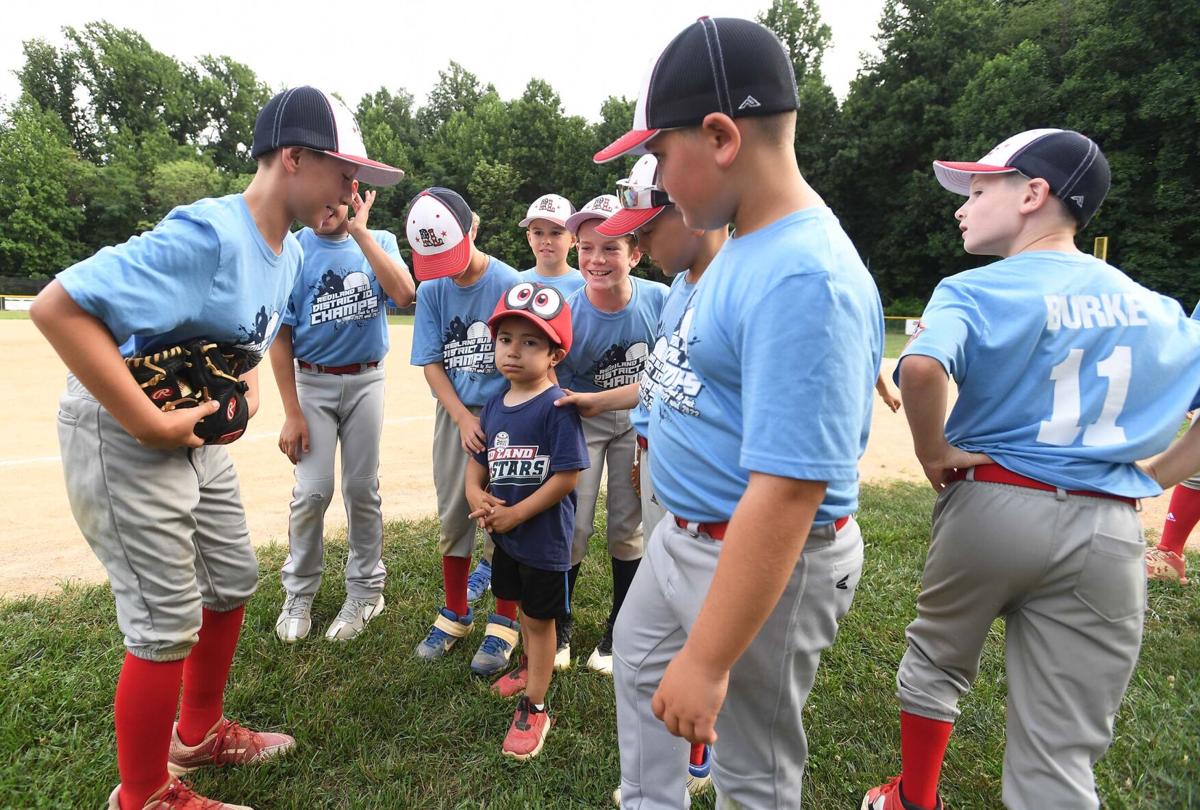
[474, 385, 589, 571]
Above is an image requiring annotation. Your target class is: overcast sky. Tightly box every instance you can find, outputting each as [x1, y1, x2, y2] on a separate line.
[1, 0, 886, 121]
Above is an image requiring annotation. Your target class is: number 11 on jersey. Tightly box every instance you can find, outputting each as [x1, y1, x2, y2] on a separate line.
[1037, 346, 1131, 447]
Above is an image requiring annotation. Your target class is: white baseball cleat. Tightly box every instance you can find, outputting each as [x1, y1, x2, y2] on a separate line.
[274, 593, 314, 643]
[325, 593, 385, 641]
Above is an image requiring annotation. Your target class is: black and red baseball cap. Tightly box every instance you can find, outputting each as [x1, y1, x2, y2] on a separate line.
[405, 188, 475, 281]
[251, 86, 404, 186]
[488, 283, 574, 353]
[597, 155, 671, 237]
[594, 17, 799, 164]
[933, 129, 1110, 228]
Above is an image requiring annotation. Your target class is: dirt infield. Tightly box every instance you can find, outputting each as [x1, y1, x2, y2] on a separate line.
[0, 319, 1178, 599]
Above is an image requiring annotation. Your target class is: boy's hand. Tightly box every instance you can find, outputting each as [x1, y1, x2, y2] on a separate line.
[919, 446, 993, 492]
[278, 413, 311, 464]
[651, 644, 728, 745]
[457, 412, 486, 453]
[135, 401, 220, 449]
[879, 389, 902, 413]
[469, 493, 518, 532]
[554, 389, 605, 418]
[347, 184, 375, 237]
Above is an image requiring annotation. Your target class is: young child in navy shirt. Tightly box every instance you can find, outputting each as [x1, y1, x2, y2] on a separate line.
[465, 282, 588, 760]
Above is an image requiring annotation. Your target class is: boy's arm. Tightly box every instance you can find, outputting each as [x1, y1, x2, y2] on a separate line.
[30, 281, 217, 449]
[875, 371, 901, 413]
[269, 325, 309, 464]
[473, 470, 581, 534]
[555, 383, 640, 417]
[652, 472, 825, 744]
[241, 366, 260, 419]
[347, 187, 415, 308]
[465, 457, 491, 526]
[1142, 417, 1200, 489]
[423, 363, 486, 453]
[899, 355, 992, 491]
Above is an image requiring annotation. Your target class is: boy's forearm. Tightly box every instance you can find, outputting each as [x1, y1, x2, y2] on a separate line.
[355, 233, 415, 307]
[242, 367, 260, 418]
[899, 355, 952, 461]
[1145, 418, 1200, 489]
[684, 473, 825, 673]
[512, 470, 581, 523]
[268, 329, 303, 418]
[30, 281, 162, 436]
[465, 458, 489, 504]
[423, 363, 470, 421]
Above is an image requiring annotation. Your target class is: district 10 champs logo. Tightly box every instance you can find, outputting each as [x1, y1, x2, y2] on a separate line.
[487, 431, 550, 486]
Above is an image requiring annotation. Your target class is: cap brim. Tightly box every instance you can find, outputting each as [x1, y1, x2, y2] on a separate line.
[326, 151, 405, 187]
[565, 212, 608, 234]
[932, 160, 1017, 195]
[519, 215, 570, 228]
[594, 129, 660, 164]
[595, 206, 665, 236]
[487, 309, 570, 353]
[412, 238, 471, 281]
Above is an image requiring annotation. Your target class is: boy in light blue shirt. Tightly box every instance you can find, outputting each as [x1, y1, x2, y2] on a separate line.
[517, 193, 586, 296]
[864, 129, 1200, 810]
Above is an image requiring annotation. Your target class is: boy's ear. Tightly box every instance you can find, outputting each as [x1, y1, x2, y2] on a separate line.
[1019, 177, 1055, 215]
[280, 146, 306, 174]
[550, 347, 567, 366]
[700, 112, 742, 170]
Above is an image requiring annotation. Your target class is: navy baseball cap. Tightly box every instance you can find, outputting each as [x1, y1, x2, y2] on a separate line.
[594, 17, 799, 163]
[251, 86, 404, 186]
[405, 187, 475, 281]
[933, 129, 1110, 228]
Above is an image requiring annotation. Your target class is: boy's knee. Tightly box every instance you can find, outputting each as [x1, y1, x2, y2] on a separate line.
[294, 476, 335, 505]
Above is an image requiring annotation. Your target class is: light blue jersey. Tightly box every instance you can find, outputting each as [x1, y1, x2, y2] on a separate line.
[648, 208, 883, 524]
[285, 228, 404, 366]
[57, 194, 301, 365]
[518, 267, 586, 296]
[410, 257, 521, 407]
[558, 277, 669, 394]
[632, 272, 698, 438]
[900, 251, 1200, 498]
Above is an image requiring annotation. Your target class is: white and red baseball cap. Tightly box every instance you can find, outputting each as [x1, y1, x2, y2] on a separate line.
[405, 188, 475, 281]
[251, 86, 404, 186]
[519, 194, 575, 228]
[597, 155, 671, 237]
[933, 128, 1111, 227]
[594, 18, 799, 164]
[565, 195, 621, 234]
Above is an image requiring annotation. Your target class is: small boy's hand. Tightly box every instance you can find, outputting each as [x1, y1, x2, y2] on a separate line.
[919, 446, 993, 492]
[278, 413, 311, 464]
[135, 401, 220, 449]
[483, 503, 522, 534]
[457, 412, 486, 453]
[880, 389, 902, 413]
[555, 389, 605, 418]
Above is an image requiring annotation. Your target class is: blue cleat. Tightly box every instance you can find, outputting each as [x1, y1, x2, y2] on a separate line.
[687, 743, 712, 795]
[470, 614, 520, 677]
[414, 607, 474, 660]
[466, 558, 492, 603]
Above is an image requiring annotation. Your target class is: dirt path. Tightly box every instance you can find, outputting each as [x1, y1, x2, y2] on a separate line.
[0, 320, 1179, 599]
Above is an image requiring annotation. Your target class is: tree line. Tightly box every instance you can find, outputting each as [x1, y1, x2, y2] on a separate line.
[2, 0, 1196, 310]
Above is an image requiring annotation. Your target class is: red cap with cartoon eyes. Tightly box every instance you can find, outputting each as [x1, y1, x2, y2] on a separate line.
[487, 283, 574, 354]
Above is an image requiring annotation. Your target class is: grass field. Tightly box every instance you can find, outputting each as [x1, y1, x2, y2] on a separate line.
[1, 483, 1196, 808]
[0, 310, 31, 320]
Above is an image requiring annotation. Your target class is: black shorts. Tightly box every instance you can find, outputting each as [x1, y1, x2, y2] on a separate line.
[490, 542, 571, 620]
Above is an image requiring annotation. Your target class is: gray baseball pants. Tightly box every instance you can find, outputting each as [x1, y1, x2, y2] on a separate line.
[57, 375, 257, 662]
[572, 410, 644, 565]
[615, 514, 864, 809]
[897, 476, 1145, 809]
[432, 401, 492, 561]
[280, 364, 387, 599]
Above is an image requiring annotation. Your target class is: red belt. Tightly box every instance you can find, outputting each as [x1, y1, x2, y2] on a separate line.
[298, 360, 380, 375]
[674, 514, 850, 541]
[636, 434, 648, 450]
[949, 464, 1136, 507]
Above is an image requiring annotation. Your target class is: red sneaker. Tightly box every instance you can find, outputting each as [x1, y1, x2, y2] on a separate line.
[491, 655, 529, 698]
[502, 696, 552, 761]
[167, 718, 294, 776]
[107, 778, 251, 809]
[861, 776, 944, 810]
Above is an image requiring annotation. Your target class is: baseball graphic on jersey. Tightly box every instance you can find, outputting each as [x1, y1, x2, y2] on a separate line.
[309, 270, 380, 326]
[442, 317, 496, 375]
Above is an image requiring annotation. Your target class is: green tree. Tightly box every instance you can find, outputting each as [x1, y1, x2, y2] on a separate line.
[146, 160, 223, 224]
[468, 159, 527, 269]
[0, 100, 85, 278]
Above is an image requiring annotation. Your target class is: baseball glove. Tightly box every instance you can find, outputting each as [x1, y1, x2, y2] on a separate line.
[126, 340, 253, 445]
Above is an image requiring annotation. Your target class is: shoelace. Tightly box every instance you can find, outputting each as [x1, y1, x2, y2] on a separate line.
[478, 632, 511, 656]
[281, 596, 312, 618]
[160, 780, 221, 809]
[335, 598, 376, 624]
[208, 720, 255, 766]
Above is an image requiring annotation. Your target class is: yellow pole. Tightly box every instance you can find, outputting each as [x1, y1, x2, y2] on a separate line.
[1093, 236, 1109, 261]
